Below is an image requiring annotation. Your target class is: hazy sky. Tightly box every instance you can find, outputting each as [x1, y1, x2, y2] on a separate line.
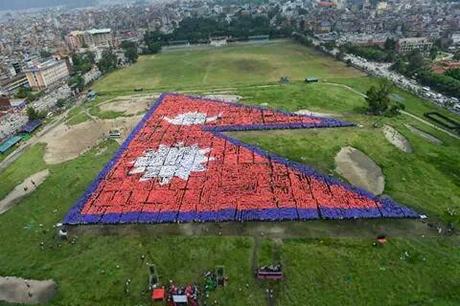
[0, 0, 95, 11]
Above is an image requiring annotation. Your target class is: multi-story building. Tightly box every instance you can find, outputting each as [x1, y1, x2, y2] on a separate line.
[65, 28, 114, 50]
[87, 29, 113, 47]
[396, 37, 433, 55]
[24, 59, 69, 90]
[0, 95, 11, 111]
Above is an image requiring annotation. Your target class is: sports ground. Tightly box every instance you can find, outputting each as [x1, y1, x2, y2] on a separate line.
[0, 40, 459, 305]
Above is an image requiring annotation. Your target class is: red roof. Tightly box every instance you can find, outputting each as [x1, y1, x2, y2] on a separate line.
[318, 1, 336, 7]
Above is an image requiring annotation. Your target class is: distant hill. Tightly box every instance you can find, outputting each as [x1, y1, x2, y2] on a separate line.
[0, 0, 96, 11]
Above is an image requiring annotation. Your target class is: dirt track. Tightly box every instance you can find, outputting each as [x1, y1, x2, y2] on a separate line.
[0, 169, 49, 214]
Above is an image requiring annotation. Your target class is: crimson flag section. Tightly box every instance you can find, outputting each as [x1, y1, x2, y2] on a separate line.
[64, 94, 418, 224]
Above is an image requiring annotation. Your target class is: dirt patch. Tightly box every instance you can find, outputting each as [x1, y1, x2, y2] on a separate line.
[204, 94, 242, 103]
[295, 109, 340, 118]
[0, 276, 56, 305]
[0, 169, 50, 214]
[335, 146, 385, 195]
[383, 125, 412, 153]
[99, 97, 152, 115]
[404, 124, 443, 145]
[40, 116, 142, 164]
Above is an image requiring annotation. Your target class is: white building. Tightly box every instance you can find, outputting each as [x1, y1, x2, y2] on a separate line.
[397, 37, 433, 55]
[24, 59, 69, 90]
[65, 28, 114, 50]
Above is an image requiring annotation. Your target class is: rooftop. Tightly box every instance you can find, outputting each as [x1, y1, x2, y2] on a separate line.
[87, 28, 111, 35]
[24, 59, 64, 72]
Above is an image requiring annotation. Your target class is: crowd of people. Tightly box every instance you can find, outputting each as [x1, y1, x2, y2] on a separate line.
[166, 281, 199, 306]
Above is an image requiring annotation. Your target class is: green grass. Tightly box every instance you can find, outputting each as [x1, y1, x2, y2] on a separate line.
[231, 85, 460, 225]
[278, 238, 460, 305]
[0, 141, 264, 305]
[1, 40, 459, 305]
[94, 40, 362, 94]
[88, 105, 127, 120]
[0, 144, 47, 199]
[66, 111, 92, 126]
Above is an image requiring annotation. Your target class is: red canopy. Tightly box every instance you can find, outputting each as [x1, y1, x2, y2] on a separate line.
[152, 288, 165, 301]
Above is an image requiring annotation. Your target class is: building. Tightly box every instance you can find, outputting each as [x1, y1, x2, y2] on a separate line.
[432, 61, 460, 74]
[65, 32, 84, 50]
[65, 28, 114, 50]
[332, 0, 346, 9]
[0, 95, 11, 111]
[87, 29, 113, 48]
[210, 37, 228, 47]
[24, 59, 69, 90]
[0, 74, 29, 94]
[451, 33, 460, 47]
[396, 37, 433, 55]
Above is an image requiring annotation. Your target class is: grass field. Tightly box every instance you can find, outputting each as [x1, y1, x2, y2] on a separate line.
[93, 40, 362, 94]
[1, 40, 459, 305]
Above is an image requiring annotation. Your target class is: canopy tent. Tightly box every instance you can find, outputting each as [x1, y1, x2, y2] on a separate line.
[21, 119, 42, 133]
[151, 288, 165, 301]
[0, 135, 21, 153]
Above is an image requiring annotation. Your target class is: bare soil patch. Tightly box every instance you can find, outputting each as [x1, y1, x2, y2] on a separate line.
[99, 96, 153, 115]
[383, 125, 412, 153]
[204, 94, 242, 103]
[40, 116, 142, 164]
[404, 124, 443, 145]
[0, 169, 50, 214]
[335, 146, 385, 195]
[0, 276, 56, 305]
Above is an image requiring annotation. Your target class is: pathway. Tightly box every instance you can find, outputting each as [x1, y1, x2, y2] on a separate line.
[322, 82, 460, 141]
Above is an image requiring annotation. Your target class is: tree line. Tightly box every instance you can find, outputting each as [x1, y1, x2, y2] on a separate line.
[391, 50, 460, 99]
[144, 14, 293, 54]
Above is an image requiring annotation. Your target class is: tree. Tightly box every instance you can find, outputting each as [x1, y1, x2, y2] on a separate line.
[453, 51, 460, 61]
[384, 38, 396, 51]
[124, 47, 138, 63]
[17, 88, 39, 103]
[445, 68, 460, 81]
[406, 50, 426, 76]
[85, 51, 96, 65]
[97, 49, 118, 74]
[26, 107, 45, 120]
[15, 87, 30, 99]
[335, 51, 344, 61]
[40, 50, 52, 58]
[72, 52, 94, 74]
[56, 99, 66, 108]
[120, 41, 139, 63]
[365, 81, 402, 116]
[430, 46, 439, 60]
[68, 75, 85, 91]
[391, 58, 407, 74]
[147, 42, 162, 54]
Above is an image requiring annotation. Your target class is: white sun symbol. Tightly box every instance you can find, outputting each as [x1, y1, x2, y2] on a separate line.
[129, 143, 214, 184]
[163, 111, 222, 125]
